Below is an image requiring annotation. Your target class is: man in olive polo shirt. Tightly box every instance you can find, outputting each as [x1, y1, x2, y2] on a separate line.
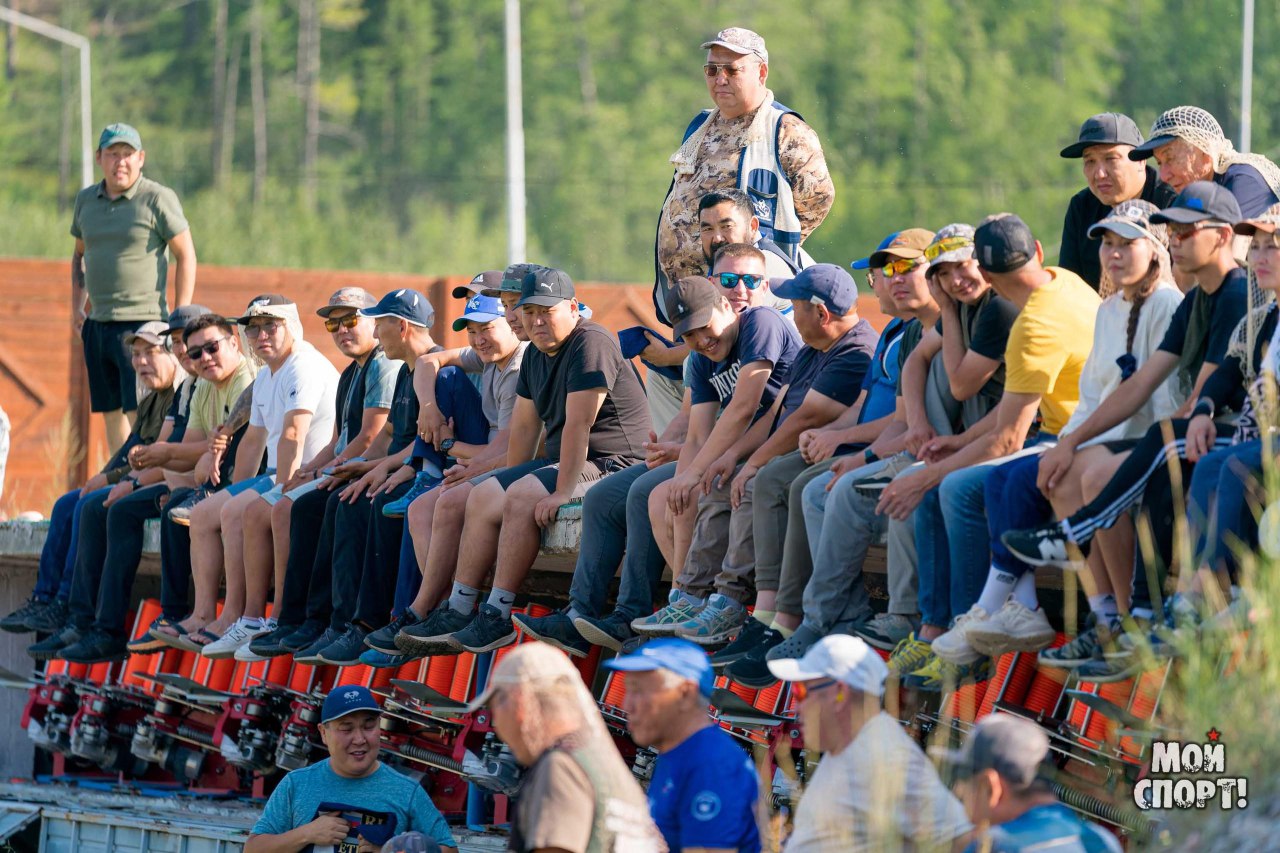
[71, 122, 197, 452]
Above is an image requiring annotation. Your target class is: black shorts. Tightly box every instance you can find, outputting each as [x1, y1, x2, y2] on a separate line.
[82, 318, 145, 413]
[490, 456, 635, 496]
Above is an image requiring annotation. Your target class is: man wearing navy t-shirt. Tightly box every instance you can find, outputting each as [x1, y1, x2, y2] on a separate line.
[606, 638, 761, 853]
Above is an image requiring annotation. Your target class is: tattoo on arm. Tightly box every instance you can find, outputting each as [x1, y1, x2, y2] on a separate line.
[223, 386, 255, 433]
[72, 250, 85, 291]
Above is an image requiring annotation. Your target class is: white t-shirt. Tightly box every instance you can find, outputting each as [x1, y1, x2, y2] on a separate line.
[1062, 281, 1185, 446]
[785, 712, 972, 853]
[248, 342, 340, 470]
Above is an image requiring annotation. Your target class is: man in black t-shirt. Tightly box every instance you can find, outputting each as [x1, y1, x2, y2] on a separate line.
[415, 268, 652, 655]
[1059, 113, 1178, 289]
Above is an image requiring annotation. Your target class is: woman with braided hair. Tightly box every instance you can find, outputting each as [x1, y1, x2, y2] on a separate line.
[928, 201, 1184, 667]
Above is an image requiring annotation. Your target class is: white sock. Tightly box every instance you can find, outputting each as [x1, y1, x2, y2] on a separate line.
[1088, 594, 1118, 622]
[1012, 572, 1039, 610]
[487, 588, 516, 619]
[448, 582, 480, 615]
[976, 568, 1018, 615]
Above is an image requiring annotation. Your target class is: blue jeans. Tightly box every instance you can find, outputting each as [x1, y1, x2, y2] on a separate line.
[570, 462, 675, 621]
[35, 486, 112, 603]
[986, 453, 1054, 577]
[1188, 439, 1265, 579]
[390, 477, 444, 617]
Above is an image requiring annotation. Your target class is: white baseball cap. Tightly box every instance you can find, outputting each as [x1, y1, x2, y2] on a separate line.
[767, 634, 888, 697]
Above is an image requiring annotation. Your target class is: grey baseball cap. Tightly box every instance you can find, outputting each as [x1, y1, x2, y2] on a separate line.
[317, 287, 377, 318]
[934, 714, 1055, 789]
[701, 27, 768, 63]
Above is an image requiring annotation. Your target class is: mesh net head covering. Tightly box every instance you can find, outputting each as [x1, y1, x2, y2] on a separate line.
[1226, 201, 1280, 384]
[1093, 199, 1172, 300]
[1151, 106, 1280, 197]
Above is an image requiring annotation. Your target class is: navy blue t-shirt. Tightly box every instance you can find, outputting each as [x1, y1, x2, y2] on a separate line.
[686, 306, 800, 415]
[1157, 267, 1249, 367]
[1218, 162, 1280, 218]
[648, 726, 761, 853]
[776, 319, 878, 427]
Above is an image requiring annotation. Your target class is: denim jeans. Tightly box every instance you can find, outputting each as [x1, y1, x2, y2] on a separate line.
[159, 486, 196, 619]
[35, 487, 111, 603]
[569, 462, 675, 621]
[1187, 438, 1265, 579]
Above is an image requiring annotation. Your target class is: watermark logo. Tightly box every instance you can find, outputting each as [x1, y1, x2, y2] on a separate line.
[1133, 729, 1248, 810]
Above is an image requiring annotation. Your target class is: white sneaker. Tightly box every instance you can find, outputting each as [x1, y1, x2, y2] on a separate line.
[931, 605, 990, 665]
[201, 617, 273, 660]
[967, 601, 1055, 657]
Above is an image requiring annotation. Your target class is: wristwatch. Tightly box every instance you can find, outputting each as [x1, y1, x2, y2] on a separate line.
[439, 438, 457, 452]
[863, 447, 879, 464]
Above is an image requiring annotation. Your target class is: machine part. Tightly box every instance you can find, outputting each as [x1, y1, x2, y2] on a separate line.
[630, 747, 658, 787]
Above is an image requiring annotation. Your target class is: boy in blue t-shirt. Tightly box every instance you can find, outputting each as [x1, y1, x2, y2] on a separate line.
[247, 685, 457, 853]
[605, 638, 761, 853]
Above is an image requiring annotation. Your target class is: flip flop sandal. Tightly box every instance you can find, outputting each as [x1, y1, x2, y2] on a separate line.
[189, 628, 223, 650]
[151, 620, 202, 652]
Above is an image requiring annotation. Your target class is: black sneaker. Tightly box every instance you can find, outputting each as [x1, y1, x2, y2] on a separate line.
[1039, 615, 1112, 669]
[317, 626, 370, 666]
[395, 605, 474, 657]
[513, 610, 590, 658]
[1001, 523, 1076, 567]
[27, 599, 69, 634]
[1075, 649, 1154, 683]
[451, 604, 517, 654]
[724, 628, 785, 687]
[709, 617, 768, 670]
[572, 612, 637, 652]
[365, 609, 425, 656]
[247, 622, 305, 658]
[0, 597, 49, 633]
[294, 626, 343, 664]
[61, 630, 129, 664]
[28, 625, 81, 661]
[280, 620, 327, 652]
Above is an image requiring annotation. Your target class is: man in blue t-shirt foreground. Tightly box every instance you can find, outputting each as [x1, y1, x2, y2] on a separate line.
[246, 685, 457, 853]
[606, 638, 761, 853]
[939, 714, 1120, 853]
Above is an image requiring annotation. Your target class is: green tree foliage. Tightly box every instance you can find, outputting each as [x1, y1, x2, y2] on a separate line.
[1, 0, 1275, 281]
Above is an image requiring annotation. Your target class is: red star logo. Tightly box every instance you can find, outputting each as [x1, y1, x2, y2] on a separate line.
[1207, 728, 1221, 742]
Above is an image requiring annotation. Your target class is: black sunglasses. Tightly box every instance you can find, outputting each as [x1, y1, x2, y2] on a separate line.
[188, 337, 231, 359]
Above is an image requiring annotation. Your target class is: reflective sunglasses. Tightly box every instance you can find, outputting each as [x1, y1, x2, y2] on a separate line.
[244, 320, 282, 338]
[188, 337, 231, 360]
[718, 272, 766, 290]
[793, 678, 839, 701]
[324, 314, 361, 333]
[703, 61, 760, 78]
[883, 256, 926, 277]
[924, 236, 973, 261]
[1167, 222, 1214, 242]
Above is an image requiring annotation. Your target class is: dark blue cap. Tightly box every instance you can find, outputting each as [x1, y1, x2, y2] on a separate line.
[851, 232, 901, 270]
[360, 288, 435, 328]
[772, 263, 859, 314]
[452, 294, 506, 331]
[1150, 180, 1242, 226]
[321, 684, 381, 723]
[604, 637, 714, 699]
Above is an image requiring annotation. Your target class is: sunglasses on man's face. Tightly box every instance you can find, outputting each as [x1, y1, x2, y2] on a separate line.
[718, 272, 765, 290]
[883, 256, 926, 277]
[245, 321, 282, 338]
[793, 678, 839, 701]
[324, 314, 361, 333]
[188, 337, 231, 360]
[703, 61, 760, 79]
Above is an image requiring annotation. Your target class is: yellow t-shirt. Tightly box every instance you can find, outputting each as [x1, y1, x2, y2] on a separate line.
[1003, 267, 1101, 436]
[186, 357, 259, 435]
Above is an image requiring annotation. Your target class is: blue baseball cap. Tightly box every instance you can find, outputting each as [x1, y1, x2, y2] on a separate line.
[772, 263, 859, 314]
[360, 288, 435, 328]
[1150, 180, 1242, 226]
[604, 637, 714, 699]
[452, 294, 506, 331]
[577, 300, 594, 320]
[850, 231, 901, 270]
[321, 684, 381, 724]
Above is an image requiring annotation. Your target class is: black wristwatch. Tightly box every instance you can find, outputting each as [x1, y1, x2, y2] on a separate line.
[439, 438, 457, 452]
[863, 447, 879, 464]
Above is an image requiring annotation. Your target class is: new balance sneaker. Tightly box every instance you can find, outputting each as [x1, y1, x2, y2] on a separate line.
[513, 609, 590, 658]
[27, 599, 69, 634]
[1039, 618, 1113, 669]
[631, 590, 704, 636]
[674, 594, 746, 646]
[930, 605, 990, 665]
[966, 601, 1056, 657]
[365, 608, 425, 656]
[854, 613, 919, 651]
[1000, 523, 1078, 568]
[28, 625, 81, 661]
[451, 604, 517, 653]
[572, 613, 637, 652]
[709, 617, 769, 669]
[725, 629, 786, 688]
[61, 630, 129, 664]
[167, 487, 211, 527]
[201, 617, 274, 660]
[381, 471, 441, 519]
[0, 596, 49, 633]
[886, 633, 934, 676]
[902, 651, 990, 693]
[317, 625, 371, 666]
[234, 642, 269, 663]
[360, 648, 415, 669]
[294, 626, 344, 664]
[395, 605, 474, 657]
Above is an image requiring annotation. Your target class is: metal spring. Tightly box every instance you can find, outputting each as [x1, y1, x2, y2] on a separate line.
[396, 743, 464, 774]
[176, 725, 215, 747]
[1054, 781, 1154, 838]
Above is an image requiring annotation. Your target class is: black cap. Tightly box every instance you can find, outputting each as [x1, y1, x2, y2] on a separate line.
[666, 276, 726, 340]
[236, 294, 295, 324]
[165, 304, 213, 335]
[1060, 112, 1145, 159]
[974, 214, 1037, 274]
[517, 267, 576, 308]
[455, 270, 504, 300]
[1150, 181, 1242, 226]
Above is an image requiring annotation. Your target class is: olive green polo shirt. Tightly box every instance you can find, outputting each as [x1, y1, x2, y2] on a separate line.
[70, 174, 190, 322]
